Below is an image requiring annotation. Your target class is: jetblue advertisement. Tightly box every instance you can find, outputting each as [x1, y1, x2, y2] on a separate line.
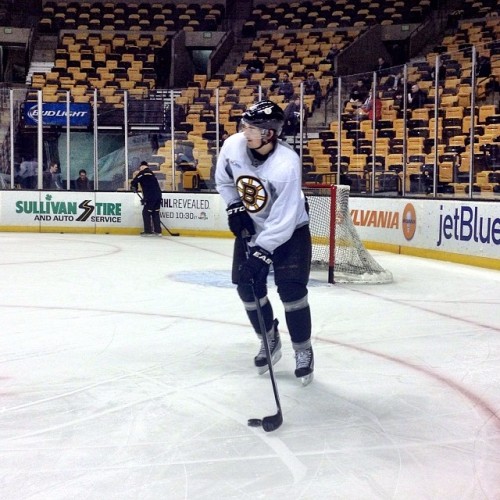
[23, 102, 91, 127]
[349, 197, 499, 266]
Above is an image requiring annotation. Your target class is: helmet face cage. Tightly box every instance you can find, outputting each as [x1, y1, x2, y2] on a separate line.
[241, 100, 284, 137]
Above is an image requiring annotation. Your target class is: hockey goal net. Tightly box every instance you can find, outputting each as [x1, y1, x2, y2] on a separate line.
[304, 184, 393, 284]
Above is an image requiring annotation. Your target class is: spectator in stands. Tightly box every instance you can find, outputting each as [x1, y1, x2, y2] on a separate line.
[431, 61, 446, 84]
[270, 72, 294, 102]
[240, 55, 264, 78]
[220, 130, 230, 146]
[446, 10, 462, 32]
[353, 89, 382, 121]
[383, 69, 405, 91]
[149, 133, 159, 154]
[374, 56, 391, 75]
[322, 45, 339, 64]
[348, 78, 369, 108]
[303, 73, 322, 110]
[407, 83, 427, 110]
[43, 162, 64, 190]
[486, 75, 498, 98]
[175, 151, 196, 171]
[130, 161, 162, 237]
[75, 169, 92, 191]
[374, 57, 397, 88]
[476, 56, 495, 97]
[173, 104, 186, 128]
[476, 56, 491, 79]
[18, 156, 38, 189]
[153, 39, 172, 89]
[421, 165, 434, 195]
[283, 95, 308, 137]
[393, 81, 406, 111]
[392, 71, 405, 91]
[265, 69, 280, 84]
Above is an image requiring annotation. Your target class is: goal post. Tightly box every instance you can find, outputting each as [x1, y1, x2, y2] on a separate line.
[304, 184, 393, 284]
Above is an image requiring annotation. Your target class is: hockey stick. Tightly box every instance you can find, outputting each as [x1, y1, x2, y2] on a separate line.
[242, 235, 283, 433]
[134, 191, 180, 237]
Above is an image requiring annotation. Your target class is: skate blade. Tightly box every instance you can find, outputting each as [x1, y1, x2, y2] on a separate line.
[300, 372, 314, 386]
[257, 351, 282, 375]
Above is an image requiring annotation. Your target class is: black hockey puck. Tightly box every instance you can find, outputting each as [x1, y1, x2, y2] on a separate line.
[247, 418, 262, 427]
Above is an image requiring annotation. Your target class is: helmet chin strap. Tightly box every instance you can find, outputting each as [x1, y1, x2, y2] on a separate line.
[254, 130, 274, 151]
[248, 130, 277, 166]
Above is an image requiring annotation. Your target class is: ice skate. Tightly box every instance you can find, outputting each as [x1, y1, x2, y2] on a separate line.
[294, 346, 314, 386]
[254, 319, 281, 375]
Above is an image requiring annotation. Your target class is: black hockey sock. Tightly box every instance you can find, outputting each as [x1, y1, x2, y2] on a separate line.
[285, 305, 311, 344]
[248, 300, 274, 335]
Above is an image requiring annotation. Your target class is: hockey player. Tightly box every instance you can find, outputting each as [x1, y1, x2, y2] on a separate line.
[131, 161, 163, 236]
[215, 100, 314, 385]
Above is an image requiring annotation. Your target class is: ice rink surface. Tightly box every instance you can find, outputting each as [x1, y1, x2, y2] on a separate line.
[0, 232, 499, 500]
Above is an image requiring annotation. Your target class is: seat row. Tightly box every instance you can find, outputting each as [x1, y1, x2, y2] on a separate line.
[39, 1, 225, 34]
[242, 0, 432, 35]
[28, 31, 167, 104]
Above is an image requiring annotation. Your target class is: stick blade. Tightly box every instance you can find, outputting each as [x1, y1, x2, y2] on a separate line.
[262, 411, 283, 432]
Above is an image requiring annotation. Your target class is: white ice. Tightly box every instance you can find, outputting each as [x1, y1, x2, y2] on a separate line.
[0, 233, 499, 500]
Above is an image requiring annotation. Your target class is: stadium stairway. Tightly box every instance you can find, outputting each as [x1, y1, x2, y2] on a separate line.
[25, 35, 58, 85]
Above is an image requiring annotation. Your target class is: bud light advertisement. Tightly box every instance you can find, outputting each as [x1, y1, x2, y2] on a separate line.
[23, 102, 91, 127]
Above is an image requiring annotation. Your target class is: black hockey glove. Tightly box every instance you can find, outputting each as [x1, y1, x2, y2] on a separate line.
[140, 198, 146, 205]
[226, 201, 255, 238]
[239, 246, 272, 285]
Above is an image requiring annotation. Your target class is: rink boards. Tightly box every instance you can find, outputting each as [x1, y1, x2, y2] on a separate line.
[0, 190, 498, 269]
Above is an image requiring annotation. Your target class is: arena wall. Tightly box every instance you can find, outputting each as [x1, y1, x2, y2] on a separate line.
[1, 190, 498, 270]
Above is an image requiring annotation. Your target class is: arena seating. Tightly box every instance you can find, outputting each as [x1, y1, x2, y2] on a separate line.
[23, 0, 500, 194]
[332, 10, 499, 194]
[38, 2, 225, 34]
[242, 0, 433, 37]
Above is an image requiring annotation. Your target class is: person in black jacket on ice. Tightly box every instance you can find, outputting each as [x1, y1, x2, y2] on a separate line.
[130, 161, 163, 236]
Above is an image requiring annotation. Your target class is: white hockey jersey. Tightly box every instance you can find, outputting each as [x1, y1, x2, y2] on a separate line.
[215, 132, 309, 253]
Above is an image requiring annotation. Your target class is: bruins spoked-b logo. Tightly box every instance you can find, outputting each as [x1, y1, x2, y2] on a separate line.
[236, 175, 267, 213]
